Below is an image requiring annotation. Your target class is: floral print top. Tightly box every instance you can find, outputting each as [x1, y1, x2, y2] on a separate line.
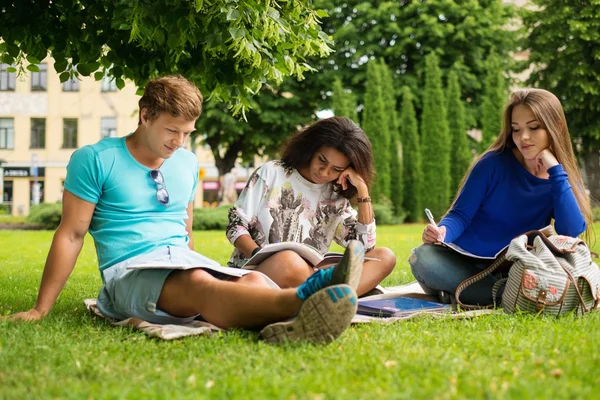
[226, 160, 376, 268]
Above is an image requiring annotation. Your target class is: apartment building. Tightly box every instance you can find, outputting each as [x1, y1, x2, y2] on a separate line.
[0, 59, 247, 216]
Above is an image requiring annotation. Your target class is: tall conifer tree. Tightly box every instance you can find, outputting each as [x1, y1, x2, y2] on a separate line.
[420, 53, 451, 218]
[362, 60, 391, 202]
[332, 78, 358, 122]
[380, 60, 403, 216]
[400, 86, 421, 222]
[481, 52, 506, 150]
[447, 69, 472, 192]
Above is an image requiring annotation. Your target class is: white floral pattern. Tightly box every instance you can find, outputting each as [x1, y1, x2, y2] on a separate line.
[226, 161, 376, 268]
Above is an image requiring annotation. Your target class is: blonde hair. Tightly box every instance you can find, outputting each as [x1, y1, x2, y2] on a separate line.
[138, 75, 203, 124]
[450, 88, 593, 240]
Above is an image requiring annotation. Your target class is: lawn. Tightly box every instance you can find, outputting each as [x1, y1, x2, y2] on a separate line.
[1, 225, 600, 399]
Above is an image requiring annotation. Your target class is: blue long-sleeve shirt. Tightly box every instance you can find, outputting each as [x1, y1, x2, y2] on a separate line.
[439, 149, 586, 257]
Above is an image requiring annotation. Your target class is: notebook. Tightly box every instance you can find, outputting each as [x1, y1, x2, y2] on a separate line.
[357, 296, 450, 317]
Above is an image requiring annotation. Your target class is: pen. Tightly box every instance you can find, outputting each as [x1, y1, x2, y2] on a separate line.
[425, 208, 436, 226]
[425, 208, 443, 242]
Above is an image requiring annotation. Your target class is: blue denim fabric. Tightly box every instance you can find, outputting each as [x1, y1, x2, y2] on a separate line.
[408, 244, 500, 306]
[97, 246, 222, 324]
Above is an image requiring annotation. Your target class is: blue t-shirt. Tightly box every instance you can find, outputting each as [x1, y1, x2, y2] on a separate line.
[64, 136, 199, 270]
[439, 149, 586, 257]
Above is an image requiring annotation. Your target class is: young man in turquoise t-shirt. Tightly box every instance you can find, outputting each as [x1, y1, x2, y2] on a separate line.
[6, 75, 363, 344]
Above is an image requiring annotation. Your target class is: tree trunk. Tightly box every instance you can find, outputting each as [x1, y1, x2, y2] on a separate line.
[581, 150, 600, 206]
[205, 136, 244, 177]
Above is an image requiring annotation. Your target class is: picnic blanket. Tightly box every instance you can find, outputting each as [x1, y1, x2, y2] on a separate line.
[84, 281, 499, 340]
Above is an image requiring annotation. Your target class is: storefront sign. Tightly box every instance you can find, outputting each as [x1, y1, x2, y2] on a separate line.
[234, 181, 247, 190]
[202, 181, 220, 190]
[3, 167, 46, 177]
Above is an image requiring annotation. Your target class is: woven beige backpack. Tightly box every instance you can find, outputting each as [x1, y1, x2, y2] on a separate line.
[455, 230, 600, 316]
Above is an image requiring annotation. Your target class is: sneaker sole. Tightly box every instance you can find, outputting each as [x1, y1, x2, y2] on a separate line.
[260, 284, 358, 344]
[333, 240, 364, 291]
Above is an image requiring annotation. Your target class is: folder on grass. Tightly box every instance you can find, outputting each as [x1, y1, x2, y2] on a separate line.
[357, 297, 450, 317]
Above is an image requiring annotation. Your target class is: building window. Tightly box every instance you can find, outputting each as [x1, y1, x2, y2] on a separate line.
[0, 63, 16, 91]
[63, 76, 79, 92]
[62, 118, 78, 148]
[0, 118, 15, 149]
[31, 63, 47, 91]
[101, 117, 117, 139]
[30, 118, 46, 149]
[101, 76, 118, 92]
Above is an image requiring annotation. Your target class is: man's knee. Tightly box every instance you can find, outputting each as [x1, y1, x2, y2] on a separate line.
[185, 268, 215, 286]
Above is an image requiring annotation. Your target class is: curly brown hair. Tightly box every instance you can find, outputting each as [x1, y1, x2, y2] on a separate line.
[280, 117, 374, 199]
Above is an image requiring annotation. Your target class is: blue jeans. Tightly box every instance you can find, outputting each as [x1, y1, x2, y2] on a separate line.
[408, 244, 501, 305]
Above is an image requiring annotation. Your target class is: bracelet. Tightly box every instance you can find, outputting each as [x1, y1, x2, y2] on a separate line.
[251, 247, 261, 257]
[357, 196, 371, 203]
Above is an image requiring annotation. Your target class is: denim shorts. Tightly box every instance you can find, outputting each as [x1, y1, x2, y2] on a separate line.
[97, 246, 225, 325]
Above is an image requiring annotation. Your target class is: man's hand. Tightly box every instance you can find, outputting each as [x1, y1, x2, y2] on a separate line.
[4, 308, 44, 322]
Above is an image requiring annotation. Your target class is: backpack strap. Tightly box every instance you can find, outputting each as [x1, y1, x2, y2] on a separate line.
[454, 250, 512, 310]
[454, 229, 560, 311]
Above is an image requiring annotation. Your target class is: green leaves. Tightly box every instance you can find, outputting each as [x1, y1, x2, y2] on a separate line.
[76, 62, 100, 77]
[6, 43, 20, 58]
[229, 27, 246, 40]
[420, 53, 451, 218]
[303, 0, 519, 126]
[315, 9, 329, 18]
[227, 8, 241, 21]
[0, 0, 332, 115]
[26, 55, 41, 65]
[523, 0, 600, 150]
[26, 64, 40, 73]
[59, 71, 70, 83]
[54, 59, 68, 74]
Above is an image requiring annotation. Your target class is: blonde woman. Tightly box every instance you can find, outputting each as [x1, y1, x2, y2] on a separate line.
[409, 88, 592, 305]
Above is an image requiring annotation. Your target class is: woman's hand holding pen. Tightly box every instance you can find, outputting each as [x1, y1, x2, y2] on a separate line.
[422, 224, 446, 244]
[423, 208, 446, 244]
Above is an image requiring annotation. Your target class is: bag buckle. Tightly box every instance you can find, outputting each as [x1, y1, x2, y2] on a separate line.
[535, 290, 548, 312]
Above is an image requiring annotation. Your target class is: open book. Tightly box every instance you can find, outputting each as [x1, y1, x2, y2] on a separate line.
[438, 224, 555, 260]
[242, 242, 378, 269]
[357, 296, 450, 318]
[439, 241, 506, 260]
[127, 262, 248, 276]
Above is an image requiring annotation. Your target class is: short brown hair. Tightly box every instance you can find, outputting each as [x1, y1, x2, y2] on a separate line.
[138, 75, 203, 124]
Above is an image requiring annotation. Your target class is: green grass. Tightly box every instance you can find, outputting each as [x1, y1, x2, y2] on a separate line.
[1, 225, 600, 399]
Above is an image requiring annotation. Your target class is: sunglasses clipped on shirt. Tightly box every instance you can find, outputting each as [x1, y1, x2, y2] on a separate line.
[150, 169, 170, 207]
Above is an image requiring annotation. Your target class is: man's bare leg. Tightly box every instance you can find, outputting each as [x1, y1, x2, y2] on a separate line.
[157, 240, 366, 343]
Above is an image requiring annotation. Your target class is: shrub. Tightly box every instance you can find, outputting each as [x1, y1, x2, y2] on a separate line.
[593, 207, 600, 222]
[372, 203, 403, 225]
[27, 203, 62, 230]
[0, 204, 9, 215]
[193, 205, 230, 230]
